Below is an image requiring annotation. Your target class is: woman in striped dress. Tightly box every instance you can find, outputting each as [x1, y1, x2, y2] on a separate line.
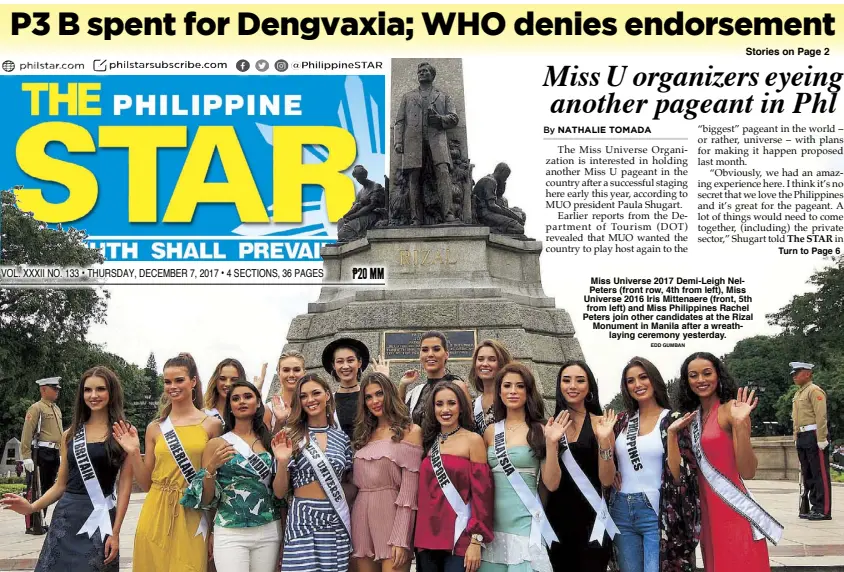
[351, 372, 423, 572]
[272, 373, 355, 572]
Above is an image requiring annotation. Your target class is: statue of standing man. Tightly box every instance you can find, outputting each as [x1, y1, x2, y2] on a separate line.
[393, 62, 458, 225]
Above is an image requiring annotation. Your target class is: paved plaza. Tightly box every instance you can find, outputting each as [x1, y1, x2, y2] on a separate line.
[0, 480, 840, 571]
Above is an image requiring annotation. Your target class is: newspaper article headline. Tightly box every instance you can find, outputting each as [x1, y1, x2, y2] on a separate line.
[8, 10, 838, 42]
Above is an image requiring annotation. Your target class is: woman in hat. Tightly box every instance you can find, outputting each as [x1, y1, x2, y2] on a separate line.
[2, 366, 134, 571]
[322, 338, 389, 441]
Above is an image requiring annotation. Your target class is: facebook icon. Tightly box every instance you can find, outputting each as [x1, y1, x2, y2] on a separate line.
[236, 59, 250, 72]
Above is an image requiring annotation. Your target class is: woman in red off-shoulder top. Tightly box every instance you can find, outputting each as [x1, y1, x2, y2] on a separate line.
[414, 380, 494, 572]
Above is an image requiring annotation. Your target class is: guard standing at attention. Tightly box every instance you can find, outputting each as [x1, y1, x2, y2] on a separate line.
[791, 362, 832, 521]
[20, 377, 64, 532]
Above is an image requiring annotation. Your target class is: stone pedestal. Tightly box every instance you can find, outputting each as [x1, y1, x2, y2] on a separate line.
[750, 436, 801, 481]
[277, 226, 583, 399]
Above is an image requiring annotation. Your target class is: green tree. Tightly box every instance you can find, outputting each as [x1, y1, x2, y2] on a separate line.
[606, 392, 625, 412]
[766, 254, 844, 364]
[723, 335, 793, 436]
[0, 189, 107, 444]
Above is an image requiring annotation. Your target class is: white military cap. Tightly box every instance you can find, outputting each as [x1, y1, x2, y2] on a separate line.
[36, 377, 62, 388]
[789, 362, 814, 374]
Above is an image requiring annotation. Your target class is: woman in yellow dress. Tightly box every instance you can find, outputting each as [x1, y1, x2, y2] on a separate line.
[113, 352, 223, 571]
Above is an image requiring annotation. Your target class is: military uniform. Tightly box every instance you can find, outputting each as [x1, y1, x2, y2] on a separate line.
[791, 362, 831, 520]
[21, 395, 63, 495]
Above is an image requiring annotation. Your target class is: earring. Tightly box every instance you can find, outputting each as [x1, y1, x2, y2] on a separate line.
[192, 387, 197, 400]
[586, 391, 594, 403]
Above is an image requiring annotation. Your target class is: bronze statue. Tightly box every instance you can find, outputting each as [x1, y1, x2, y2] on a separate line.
[393, 62, 458, 225]
[472, 162, 527, 236]
[336, 165, 387, 242]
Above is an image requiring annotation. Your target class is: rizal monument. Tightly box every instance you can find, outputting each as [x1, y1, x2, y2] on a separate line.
[271, 58, 583, 397]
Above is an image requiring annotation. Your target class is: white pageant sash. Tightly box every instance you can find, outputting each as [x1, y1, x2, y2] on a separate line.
[73, 425, 116, 541]
[493, 421, 557, 548]
[558, 433, 618, 544]
[298, 434, 352, 537]
[159, 417, 209, 540]
[623, 412, 663, 516]
[205, 408, 225, 428]
[220, 433, 272, 486]
[474, 397, 486, 433]
[407, 384, 424, 416]
[430, 439, 472, 549]
[691, 409, 783, 544]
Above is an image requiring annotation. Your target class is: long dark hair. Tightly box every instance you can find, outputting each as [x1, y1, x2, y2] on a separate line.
[554, 359, 603, 416]
[621, 357, 671, 413]
[677, 352, 738, 413]
[65, 366, 127, 471]
[493, 362, 546, 459]
[352, 372, 411, 450]
[224, 379, 273, 453]
[285, 373, 336, 453]
[422, 380, 473, 453]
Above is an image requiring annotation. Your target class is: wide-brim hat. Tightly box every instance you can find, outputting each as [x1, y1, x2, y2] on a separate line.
[321, 338, 371, 375]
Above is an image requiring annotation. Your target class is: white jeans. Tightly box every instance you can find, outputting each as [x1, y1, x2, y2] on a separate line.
[214, 520, 282, 572]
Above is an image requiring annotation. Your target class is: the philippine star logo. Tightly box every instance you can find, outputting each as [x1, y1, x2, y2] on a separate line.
[235, 75, 386, 241]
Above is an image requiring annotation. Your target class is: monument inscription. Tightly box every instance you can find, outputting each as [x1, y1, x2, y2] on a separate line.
[383, 330, 477, 361]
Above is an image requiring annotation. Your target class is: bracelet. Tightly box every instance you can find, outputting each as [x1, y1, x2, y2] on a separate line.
[599, 447, 614, 461]
[204, 469, 217, 479]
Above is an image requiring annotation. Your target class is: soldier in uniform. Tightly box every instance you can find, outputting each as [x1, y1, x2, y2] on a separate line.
[791, 362, 832, 521]
[20, 377, 63, 531]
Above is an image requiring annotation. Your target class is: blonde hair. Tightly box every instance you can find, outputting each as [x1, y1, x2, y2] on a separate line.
[277, 349, 306, 371]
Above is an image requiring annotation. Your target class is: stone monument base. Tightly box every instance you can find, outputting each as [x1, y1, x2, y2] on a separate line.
[278, 226, 583, 399]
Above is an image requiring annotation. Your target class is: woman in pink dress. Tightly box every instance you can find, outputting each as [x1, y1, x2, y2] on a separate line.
[669, 352, 774, 572]
[351, 372, 423, 572]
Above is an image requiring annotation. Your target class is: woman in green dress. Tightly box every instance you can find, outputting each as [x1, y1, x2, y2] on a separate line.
[182, 379, 288, 572]
[480, 363, 570, 572]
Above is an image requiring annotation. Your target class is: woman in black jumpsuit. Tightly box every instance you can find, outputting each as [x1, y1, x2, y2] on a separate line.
[546, 360, 612, 572]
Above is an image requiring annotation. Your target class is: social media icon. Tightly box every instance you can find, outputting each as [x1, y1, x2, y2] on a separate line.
[93, 59, 107, 72]
[256, 60, 269, 72]
[236, 59, 250, 72]
[274, 59, 289, 72]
